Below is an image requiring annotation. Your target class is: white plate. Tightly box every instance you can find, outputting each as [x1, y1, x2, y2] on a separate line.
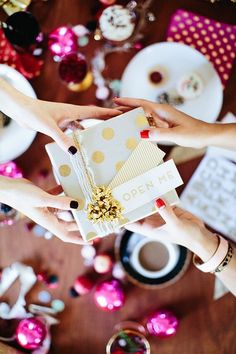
[121, 42, 223, 124]
[0, 64, 37, 163]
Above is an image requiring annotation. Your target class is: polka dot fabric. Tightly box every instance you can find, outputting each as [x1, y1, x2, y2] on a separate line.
[0, 29, 43, 79]
[166, 9, 236, 88]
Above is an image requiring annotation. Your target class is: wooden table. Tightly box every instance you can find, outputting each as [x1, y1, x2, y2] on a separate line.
[0, 1, 236, 353]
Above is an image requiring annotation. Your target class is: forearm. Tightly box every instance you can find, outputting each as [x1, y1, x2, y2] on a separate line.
[205, 122, 236, 150]
[0, 78, 33, 123]
[0, 176, 13, 205]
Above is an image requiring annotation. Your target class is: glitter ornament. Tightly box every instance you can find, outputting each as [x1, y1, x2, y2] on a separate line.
[1, 0, 31, 16]
[67, 71, 93, 92]
[95, 86, 110, 100]
[81, 244, 96, 260]
[69, 287, 79, 298]
[4, 12, 40, 47]
[46, 274, 59, 289]
[94, 279, 125, 311]
[99, 0, 116, 4]
[48, 26, 78, 59]
[146, 309, 179, 338]
[73, 25, 89, 37]
[74, 275, 94, 295]
[59, 52, 87, 84]
[0, 162, 23, 178]
[38, 290, 52, 304]
[16, 318, 47, 350]
[51, 299, 65, 312]
[112, 262, 126, 280]
[78, 36, 89, 47]
[94, 254, 113, 274]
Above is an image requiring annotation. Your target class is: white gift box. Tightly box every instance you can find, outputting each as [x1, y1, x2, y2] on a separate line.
[46, 107, 183, 241]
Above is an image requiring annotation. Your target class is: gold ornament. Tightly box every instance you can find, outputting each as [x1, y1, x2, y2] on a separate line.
[0, 0, 31, 16]
[87, 186, 124, 223]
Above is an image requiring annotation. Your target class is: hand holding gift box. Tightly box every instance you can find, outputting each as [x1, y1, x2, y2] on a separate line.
[46, 108, 183, 241]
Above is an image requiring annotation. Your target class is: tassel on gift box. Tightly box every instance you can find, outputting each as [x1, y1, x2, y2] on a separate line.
[46, 108, 183, 241]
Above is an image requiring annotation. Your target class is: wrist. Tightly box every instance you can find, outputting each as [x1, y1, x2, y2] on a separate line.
[200, 123, 219, 148]
[204, 123, 223, 147]
[0, 78, 33, 121]
[185, 227, 219, 262]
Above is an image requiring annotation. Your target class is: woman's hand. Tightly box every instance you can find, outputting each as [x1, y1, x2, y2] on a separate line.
[125, 198, 218, 262]
[0, 78, 121, 153]
[114, 97, 216, 148]
[0, 177, 87, 245]
[126, 198, 236, 296]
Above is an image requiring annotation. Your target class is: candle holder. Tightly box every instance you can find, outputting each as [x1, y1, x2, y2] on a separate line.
[106, 321, 150, 354]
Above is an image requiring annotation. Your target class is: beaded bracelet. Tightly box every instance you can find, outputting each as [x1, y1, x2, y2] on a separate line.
[214, 243, 233, 273]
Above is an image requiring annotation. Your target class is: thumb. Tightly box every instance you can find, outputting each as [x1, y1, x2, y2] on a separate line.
[140, 127, 177, 144]
[155, 198, 179, 228]
[43, 194, 80, 211]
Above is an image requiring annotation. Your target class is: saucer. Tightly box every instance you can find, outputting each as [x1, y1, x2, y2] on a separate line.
[121, 42, 223, 127]
[115, 230, 191, 289]
[0, 64, 37, 163]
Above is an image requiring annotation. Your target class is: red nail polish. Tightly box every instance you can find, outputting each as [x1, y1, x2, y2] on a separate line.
[155, 198, 166, 209]
[140, 130, 150, 139]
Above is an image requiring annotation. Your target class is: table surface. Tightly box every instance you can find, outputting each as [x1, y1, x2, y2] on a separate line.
[0, 1, 236, 353]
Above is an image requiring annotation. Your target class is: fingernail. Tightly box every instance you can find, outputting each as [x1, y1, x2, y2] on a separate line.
[68, 146, 77, 155]
[155, 198, 166, 209]
[140, 130, 150, 139]
[70, 200, 79, 209]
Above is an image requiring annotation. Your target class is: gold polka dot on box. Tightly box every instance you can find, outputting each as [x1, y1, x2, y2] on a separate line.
[167, 9, 236, 88]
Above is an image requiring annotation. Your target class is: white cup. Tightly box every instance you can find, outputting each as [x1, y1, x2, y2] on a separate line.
[130, 236, 180, 279]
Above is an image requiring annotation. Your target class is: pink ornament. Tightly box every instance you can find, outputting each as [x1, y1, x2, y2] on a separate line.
[59, 52, 87, 84]
[74, 275, 94, 295]
[16, 318, 47, 350]
[94, 254, 113, 274]
[94, 280, 125, 312]
[146, 309, 179, 338]
[48, 26, 78, 58]
[99, 0, 116, 5]
[0, 162, 23, 178]
[134, 42, 143, 50]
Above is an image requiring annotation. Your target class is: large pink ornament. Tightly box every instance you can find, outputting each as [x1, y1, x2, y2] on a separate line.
[146, 309, 179, 338]
[48, 26, 78, 58]
[0, 162, 23, 178]
[16, 318, 47, 350]
[59, 52, 87, 84]
[94, 280, 125, 312]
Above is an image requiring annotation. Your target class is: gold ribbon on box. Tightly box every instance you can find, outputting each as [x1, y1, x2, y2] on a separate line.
[71, 131, 183, 236]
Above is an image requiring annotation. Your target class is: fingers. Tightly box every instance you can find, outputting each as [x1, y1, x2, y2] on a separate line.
[155, 198, 179, 228]
[140, 127, 177, 144]
[43, 194, 79, 211]
[113, 97, 146, 107]
[48, 123, 77, 153]
[60, 104, 122, 121]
